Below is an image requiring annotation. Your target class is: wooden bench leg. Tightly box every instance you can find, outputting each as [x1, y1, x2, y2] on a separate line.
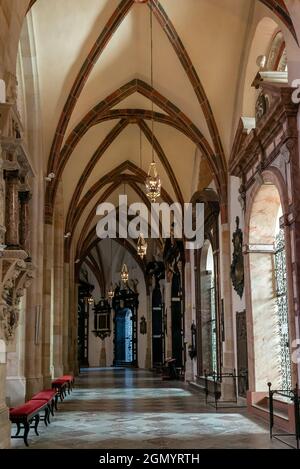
[15, 422, 21, 437]
[50, 399, 55, 416]
[43, 408, 48, 426]
[47, 405, 51, 424]
[34, 414, 40, 436]
[24, 421, 30, 447]
[54, 394, 58, 411]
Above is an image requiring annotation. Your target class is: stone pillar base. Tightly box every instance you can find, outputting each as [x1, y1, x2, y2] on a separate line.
[0, 406, 11, 449]
[221, 380, 236, 401]
[145, 347, 151, 369]
[184, 361, 194, 382]
[43, 374, 52, 389]
[53, 366, 64, 378]
[6, 376, 26, 407]
[25, 375, 44, 400]
[100, 343, 106, 367]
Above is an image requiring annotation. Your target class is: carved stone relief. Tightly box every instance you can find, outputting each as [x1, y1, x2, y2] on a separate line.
[230, 217, 244, 298]
[0, 77, 34, 346]
[0, 257, 34, 341]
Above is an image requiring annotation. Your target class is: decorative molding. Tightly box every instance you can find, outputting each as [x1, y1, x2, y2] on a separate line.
[92, 330, 111, 340]
[243, 243, 274, 254]
[0, 254, 34, 341]
[229, 84, 298, 180]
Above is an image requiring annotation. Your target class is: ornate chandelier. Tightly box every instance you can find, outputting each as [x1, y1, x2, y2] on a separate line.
[145, 2, 161, 203]
[107, 284, 114, 300]
[146, 162, 161, 203]
[137, 233, 147, 259]
[121, 263, 129, 283]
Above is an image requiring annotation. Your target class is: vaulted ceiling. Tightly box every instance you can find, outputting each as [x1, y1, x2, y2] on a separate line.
[23, 0, 297, 271]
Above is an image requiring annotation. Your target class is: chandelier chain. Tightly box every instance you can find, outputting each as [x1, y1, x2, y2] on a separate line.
[150, 2, 154, 163]
[140, 125, 142, 169]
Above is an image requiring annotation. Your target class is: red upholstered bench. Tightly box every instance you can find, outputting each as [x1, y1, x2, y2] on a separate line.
[10, 399, 48, 447]
[31, 389, 58, 421]
[52, 378, 68, 401]
[52, 375, 74, 400]
[60, 374, 75, 391]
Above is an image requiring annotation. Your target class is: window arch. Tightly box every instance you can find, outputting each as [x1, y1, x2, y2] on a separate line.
[266, 31, 287, 72]
[248, 182, 292, 391]
[198, 239, 219, 375]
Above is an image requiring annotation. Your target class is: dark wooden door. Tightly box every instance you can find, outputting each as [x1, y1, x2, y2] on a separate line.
[152, 283, 164, 368]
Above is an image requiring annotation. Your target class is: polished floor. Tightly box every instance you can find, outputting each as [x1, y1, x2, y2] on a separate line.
[12, 368, 288, 449]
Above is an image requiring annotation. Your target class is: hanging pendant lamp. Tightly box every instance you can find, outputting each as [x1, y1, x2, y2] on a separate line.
[137, 233, 147, 259]
[145, 2, 161, 203]
[121, 263, 129, 283]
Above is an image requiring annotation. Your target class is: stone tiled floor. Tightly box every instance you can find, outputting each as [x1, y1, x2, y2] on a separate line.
[11, 368, 288, 449]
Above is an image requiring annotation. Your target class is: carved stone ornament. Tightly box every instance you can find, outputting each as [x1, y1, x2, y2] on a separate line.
[93, 330, 111, 341]
[280, 142, 291, 164]
[255, 92, 269, 122]
[230, 216, 244, 298]
[0, 256, 34, 341]
[0, 303, 19, 342]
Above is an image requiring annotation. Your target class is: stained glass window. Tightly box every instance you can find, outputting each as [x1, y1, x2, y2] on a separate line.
[274, 228, 292, 390]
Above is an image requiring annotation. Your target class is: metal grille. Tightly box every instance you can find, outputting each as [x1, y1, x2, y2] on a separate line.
[274, 228, 292, 390]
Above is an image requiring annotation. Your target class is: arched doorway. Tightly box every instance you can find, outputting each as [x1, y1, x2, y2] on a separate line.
[199, 239, 218, 375]
[248, 182, 292, 391]
[112, 285, 138, 367]
[115, 308, 133, 365]
[193, 192, 221, 380]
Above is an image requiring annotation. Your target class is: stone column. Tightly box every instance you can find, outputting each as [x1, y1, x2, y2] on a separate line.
[0, 255, 10, 448]
[4, 169, 20, 249]
[19, 190, 31, 255]
[63, 262, 70, 372]
[0, 152, 9, 436]
[42, 220, 54, 387]
[145, 292, 152, 369]
[184, 251, 193, 382]
[0, 361, 10, 449]
[165, 280, 172, 358]
[24, 167, 44, 398]
[25, 298, 43, 398]
[52, 186, 64, 377]
[6, 294, 26, 407]
[99, 339, 106, 367]
[220, 223, 235, 399]
[0, 153, 6, 248]
[68, 266, 78, 375]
